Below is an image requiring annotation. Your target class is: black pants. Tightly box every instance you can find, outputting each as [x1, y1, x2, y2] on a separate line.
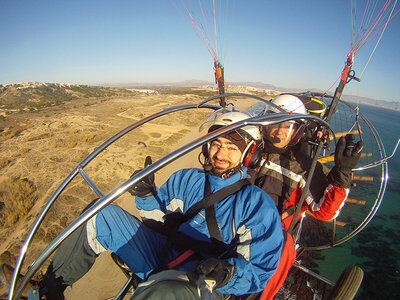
[42, 201, 99, 299]
[131, 280, 229, 300]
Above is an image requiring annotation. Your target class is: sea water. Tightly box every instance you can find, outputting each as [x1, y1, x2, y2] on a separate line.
[315, 103, 400, 299]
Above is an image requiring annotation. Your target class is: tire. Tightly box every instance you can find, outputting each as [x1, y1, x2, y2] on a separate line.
[329, 265, 364, 300]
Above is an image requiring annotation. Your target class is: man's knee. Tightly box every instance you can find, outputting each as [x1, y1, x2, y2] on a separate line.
[131, 280, 200, 300]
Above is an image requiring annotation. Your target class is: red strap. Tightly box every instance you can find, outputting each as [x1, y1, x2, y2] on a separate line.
[244, 144, 257, 167]
[167, 249, 195, 269]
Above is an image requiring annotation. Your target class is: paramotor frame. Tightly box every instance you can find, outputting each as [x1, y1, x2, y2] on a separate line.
[8, 92, 390, 299]
[8, 93, 330, 300]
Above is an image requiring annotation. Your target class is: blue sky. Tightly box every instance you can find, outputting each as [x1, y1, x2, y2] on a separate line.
[1, 0, 399, 102]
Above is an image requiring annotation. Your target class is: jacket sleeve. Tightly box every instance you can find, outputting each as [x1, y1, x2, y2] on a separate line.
[302, 163, 350, 221]
[304, 184, 349, 220]
[135, 169, 204, 224]
[218, 187, 284, 295]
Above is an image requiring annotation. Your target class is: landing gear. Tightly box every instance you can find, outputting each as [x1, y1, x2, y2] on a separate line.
[329, 265, 364, 300]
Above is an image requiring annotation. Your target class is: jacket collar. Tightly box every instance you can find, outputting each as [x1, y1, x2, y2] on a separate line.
[208, 167, 247, 191]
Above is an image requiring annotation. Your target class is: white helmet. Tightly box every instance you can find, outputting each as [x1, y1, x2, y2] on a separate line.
[200, 107, 263, 170]
[200, 107, 262, 142]
[268, 94, 307, 114]
[263, 95, 308, 147]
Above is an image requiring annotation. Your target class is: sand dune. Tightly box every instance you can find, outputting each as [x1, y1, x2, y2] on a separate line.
[1, 92, 262, 299]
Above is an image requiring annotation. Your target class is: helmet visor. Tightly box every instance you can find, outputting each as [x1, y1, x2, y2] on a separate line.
[263, 121, 299, 148]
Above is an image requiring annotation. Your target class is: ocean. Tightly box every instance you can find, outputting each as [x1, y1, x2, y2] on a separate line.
[314, 103, 400, 299]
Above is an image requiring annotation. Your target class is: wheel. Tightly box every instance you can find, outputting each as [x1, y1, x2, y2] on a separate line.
[329, 265, 364, 300]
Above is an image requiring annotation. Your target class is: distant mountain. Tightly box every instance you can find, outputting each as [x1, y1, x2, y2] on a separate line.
[104, 80, 306, 93]
[341, 94, 400, 110]
[103, 80, 211, 89]
[2, 81, 398, 112]
[105, 80, 324, 94]
[0, 82, 137, 111]
[104, 80, 400, 110]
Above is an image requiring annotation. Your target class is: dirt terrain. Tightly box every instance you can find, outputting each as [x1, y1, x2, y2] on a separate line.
[0, 92, 262, 299]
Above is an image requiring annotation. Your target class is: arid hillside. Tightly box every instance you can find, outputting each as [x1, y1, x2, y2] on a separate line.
[0, 87, 268, 299]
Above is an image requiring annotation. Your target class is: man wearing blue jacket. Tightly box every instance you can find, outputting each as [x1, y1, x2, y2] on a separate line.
[23, 108, 283, 299]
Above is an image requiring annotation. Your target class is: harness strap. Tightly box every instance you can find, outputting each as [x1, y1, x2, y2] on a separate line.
[204, 176, 224, 242]
[167, 249, 196, 269]
[183, 178, 250, 221]
[280, 206, 296, 222]
[206, 205, 223, 241]
[161, 177, 250, 261]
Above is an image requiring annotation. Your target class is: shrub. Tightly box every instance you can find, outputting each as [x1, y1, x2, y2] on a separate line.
[19, 147, 31, 155]
[43, 224, 63, 243]
[0, 158, 12, 169]
[27, 133, 51, 141]
[59, 216, 69, 228]
[0, 250, 15, 266]
[0, 127, 25, 141]
[0, 177, 37, 226]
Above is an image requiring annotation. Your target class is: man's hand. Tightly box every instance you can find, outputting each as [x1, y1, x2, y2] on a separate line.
[128, 156, 156, 197]
[187, 258, 235, 291]
[335, 134, 363, 171]
[328, 134, 363, 188]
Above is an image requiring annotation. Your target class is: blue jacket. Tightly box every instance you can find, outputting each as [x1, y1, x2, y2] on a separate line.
[135, 167, 283, 295]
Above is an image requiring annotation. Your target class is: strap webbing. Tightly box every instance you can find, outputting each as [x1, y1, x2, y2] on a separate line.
[183, 178, 250, 221]
[161, 177, 250, 258]
[204, 177, 224, 242]
[206, 204, 223, 241]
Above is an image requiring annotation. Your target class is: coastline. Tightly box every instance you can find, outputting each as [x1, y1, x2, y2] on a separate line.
[345, 99, 400, 111]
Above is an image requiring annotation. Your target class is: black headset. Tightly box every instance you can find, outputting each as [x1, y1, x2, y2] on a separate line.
[289, 122, 307, 146]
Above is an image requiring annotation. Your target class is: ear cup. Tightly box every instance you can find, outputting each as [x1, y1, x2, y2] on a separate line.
[242, 142, 262, 168]
[290, 123, 306, 146]
[202, 143, 210, 159]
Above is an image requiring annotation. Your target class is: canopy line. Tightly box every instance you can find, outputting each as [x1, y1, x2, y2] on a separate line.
[359, 0, 398, 78]
[170, 0, 217, 61]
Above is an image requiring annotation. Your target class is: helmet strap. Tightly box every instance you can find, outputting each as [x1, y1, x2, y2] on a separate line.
[220, 166, 244, 179]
